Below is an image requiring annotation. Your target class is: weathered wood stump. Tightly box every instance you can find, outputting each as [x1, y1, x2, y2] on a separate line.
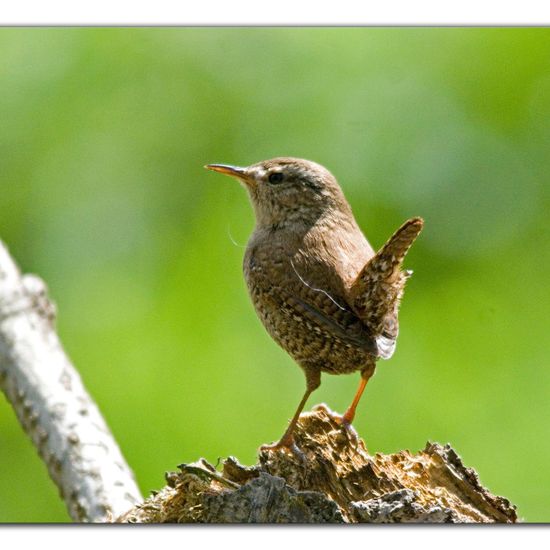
[118, 404, 517, 523]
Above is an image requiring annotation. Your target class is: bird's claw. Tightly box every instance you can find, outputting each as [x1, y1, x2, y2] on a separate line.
[333, 414, 361, 447]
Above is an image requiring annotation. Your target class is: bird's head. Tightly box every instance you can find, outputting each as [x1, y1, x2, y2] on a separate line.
[205, 157, 352, 229]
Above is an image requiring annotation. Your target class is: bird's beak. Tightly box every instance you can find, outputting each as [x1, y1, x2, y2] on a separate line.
[205, 164, 254, 186]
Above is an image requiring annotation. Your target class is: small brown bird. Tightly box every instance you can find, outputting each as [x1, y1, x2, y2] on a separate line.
[206, 158, 423, 452]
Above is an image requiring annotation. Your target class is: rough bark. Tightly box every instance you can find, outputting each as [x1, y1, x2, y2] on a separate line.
[118, 404, 517, 524]
[0, 241, 142, 522]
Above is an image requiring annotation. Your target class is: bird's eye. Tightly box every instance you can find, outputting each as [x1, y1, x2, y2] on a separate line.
[268, 172, 284, 184]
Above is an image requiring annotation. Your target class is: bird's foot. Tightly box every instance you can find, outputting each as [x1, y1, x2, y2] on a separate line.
[333, 413, 355, 432]
[332, 414, 361, 448]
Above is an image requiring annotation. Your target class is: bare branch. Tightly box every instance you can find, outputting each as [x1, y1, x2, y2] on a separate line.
[0, 241, 142, 522]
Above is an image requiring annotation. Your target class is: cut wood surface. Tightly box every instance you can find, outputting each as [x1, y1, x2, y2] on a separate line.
[118, 404, 517, 524]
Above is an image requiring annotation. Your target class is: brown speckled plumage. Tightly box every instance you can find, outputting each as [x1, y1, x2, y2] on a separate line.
[206, 158, 423, 451]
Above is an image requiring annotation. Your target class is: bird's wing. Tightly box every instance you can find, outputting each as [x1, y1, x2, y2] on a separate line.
[254, 269, 378, 356]
[285, 291, 377, 354]
[348, 217, 424, 359]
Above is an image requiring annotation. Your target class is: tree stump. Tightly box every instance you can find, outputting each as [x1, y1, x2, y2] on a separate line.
[118, 404, 517, 523]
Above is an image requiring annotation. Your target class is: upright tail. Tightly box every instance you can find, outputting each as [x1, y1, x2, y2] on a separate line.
[348, 217, 424, 359]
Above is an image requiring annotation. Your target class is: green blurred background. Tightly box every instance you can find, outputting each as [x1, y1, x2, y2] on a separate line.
[0, 27, 548, 522]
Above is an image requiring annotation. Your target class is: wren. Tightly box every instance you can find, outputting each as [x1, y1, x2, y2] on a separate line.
[206, 158, 423, 452]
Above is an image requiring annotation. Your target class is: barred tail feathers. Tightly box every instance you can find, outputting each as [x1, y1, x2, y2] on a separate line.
[349, 217, 423, 359]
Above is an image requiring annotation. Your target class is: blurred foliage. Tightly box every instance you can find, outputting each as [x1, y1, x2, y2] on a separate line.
[0, 28, 549, 523]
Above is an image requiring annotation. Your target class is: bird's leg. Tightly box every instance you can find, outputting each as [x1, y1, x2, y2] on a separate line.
[260, 367, 320, 453]
[261, 389, 311, 452]
[337, 362, 376, 427]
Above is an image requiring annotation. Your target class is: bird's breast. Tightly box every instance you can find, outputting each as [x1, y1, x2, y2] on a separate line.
[241, 228, 378, 373]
